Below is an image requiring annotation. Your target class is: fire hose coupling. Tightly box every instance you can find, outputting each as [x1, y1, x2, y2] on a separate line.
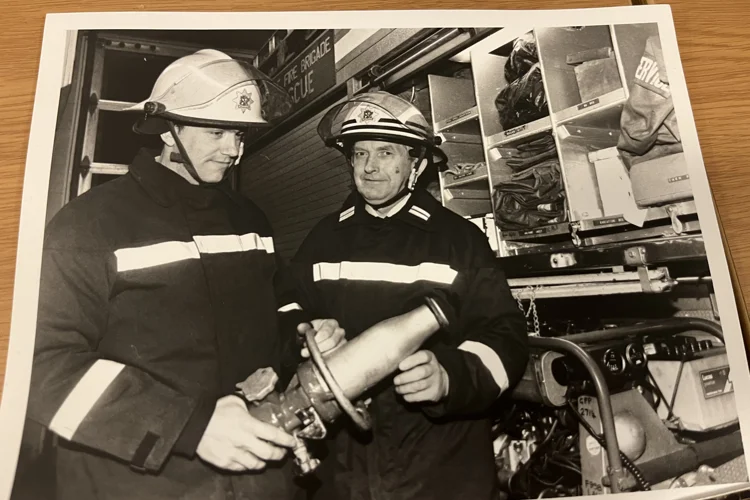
[235, 297, 449, 476]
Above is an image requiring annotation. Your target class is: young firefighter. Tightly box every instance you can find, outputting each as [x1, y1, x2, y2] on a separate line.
[25, 49, 346, 500]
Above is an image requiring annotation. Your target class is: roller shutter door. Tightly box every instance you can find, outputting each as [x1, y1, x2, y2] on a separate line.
[239, 102, 352, 260]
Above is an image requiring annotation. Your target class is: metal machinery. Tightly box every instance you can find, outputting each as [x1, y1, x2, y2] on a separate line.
[306, 26, 748, 499]
[498, 318, 744, 498]
[236, 297, 448, 476]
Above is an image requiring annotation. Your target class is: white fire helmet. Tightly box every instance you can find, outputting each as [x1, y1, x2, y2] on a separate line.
[317, 91, 447, 168]
[126, 49, 293, 134]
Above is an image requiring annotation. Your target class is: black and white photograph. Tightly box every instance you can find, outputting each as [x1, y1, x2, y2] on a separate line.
[2, 7, 750, 500]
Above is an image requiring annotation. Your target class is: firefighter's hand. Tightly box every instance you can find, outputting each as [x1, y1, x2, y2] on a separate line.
[393, 350, 450, 403]
[196, 395, 297, 472]
[299, 319, 347, 358]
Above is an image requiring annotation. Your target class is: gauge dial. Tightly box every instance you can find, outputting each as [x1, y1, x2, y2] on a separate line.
[602, 348, 626, 375]
[625, 343, 647, 368]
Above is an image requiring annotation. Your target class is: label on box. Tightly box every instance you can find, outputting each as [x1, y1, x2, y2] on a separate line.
[700, 366, 733, 399]
[504, 124, 527, 137]
[668, 174, 690, 183]
[593, 217, 626, 227]
[577, 97, 600, 111]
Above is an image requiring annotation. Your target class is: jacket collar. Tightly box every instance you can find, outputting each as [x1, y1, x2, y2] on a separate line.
[128, 148, 230, 209]
[336, 189, 438, 231]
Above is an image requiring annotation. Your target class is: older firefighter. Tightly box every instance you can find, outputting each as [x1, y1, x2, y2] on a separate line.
[291, 91, 530, 500]
[26, 49, 345, 500]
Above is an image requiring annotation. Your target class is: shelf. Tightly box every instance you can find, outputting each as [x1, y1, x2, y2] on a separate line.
[502, 239, 577, 258]
[448, 186, 491, 200]
[501, 221, 570, 241]
[501, 234, 707, 275]
[553, 87, 627, 126]
[486, 116, 553, 150]
[580, 220, 701, 248]
[444, 172, 489, 189]
[576, 200, 697, 231]
[441, 132, 483, 145]
[435, 106, 478, 133]
[556, 125, 619, 148]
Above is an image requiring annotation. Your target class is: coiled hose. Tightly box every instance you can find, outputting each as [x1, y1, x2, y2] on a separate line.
[566, 400, 651, 491]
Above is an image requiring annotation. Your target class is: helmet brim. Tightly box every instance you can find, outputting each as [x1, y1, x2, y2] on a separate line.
[132, 111, 273, 135]
[329, 132, 448, 169]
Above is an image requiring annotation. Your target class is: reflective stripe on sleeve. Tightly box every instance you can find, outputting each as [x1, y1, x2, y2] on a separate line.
[312, 261, 457, 285]
[115, 241, 199, 272]
[458, 340, 509, 392]
[278, 302, 303, 312]
[49, 359, 126, 440]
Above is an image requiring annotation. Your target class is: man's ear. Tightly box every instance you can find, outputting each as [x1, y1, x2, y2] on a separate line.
[160, 131, 176, 147]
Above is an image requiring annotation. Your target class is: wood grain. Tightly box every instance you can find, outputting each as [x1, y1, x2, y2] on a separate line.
[1, 0, 748, 401]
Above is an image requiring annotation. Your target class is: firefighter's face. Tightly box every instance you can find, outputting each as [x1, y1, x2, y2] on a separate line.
[351, 140, 415, 206]
[172, 125, 245, 183]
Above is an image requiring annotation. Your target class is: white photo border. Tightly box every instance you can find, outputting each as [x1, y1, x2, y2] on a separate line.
[1, 6, 748, 500]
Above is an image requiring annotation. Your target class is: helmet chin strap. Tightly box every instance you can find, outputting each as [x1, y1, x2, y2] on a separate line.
[167, 121, 209, 186]
[166, 121, 243, 188]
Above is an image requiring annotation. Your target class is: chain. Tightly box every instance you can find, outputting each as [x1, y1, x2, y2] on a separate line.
[515, 286, 541, 336]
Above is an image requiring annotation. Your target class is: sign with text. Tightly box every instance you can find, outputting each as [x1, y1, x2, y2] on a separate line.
[276, 30, 336, 112]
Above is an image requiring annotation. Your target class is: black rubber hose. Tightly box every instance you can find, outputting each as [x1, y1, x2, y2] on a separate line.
[567, 400, 651, 491]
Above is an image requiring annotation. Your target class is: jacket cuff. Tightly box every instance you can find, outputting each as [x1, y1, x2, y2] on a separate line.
[403, 290, 460, 335]
[278, 309, 315, 346]
[423, 348, 501, 419]
[172, 397, 216, 457]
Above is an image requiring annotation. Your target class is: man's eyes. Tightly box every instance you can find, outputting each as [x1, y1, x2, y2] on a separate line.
[354, 151, 393, 156]
[208, 130, 243, 140]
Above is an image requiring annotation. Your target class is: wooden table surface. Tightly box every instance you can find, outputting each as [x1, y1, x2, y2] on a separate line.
[0, 0, 749, 398]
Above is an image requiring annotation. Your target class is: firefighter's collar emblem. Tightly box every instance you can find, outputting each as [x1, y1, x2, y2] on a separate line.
[233, 89, 254, 114]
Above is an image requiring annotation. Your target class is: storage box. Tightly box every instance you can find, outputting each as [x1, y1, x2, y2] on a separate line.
[629, 152, 693, 208]
[574, 56, 622, 102]
[589, 147, 648, 226]
[648, 350, 738, 432]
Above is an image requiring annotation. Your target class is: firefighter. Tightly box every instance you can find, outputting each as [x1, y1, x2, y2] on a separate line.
[292, 91, 530, 500]
[26, 49, 346, 500]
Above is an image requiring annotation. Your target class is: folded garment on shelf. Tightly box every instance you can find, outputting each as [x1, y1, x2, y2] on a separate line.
[495, 63, 549, 130]
[504, 32, 539, 83]
[445, 161, 484, 181]
[495, 133, 557, 172]
[492, 159, 567, 231]
[516, 134, 556, 152]
[505, 149, 558, 171]
[496, 134, 555, 158]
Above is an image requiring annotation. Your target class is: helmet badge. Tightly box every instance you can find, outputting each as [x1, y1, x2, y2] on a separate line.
[357, 106, 378, 123]
[233, 88, 254, 114]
